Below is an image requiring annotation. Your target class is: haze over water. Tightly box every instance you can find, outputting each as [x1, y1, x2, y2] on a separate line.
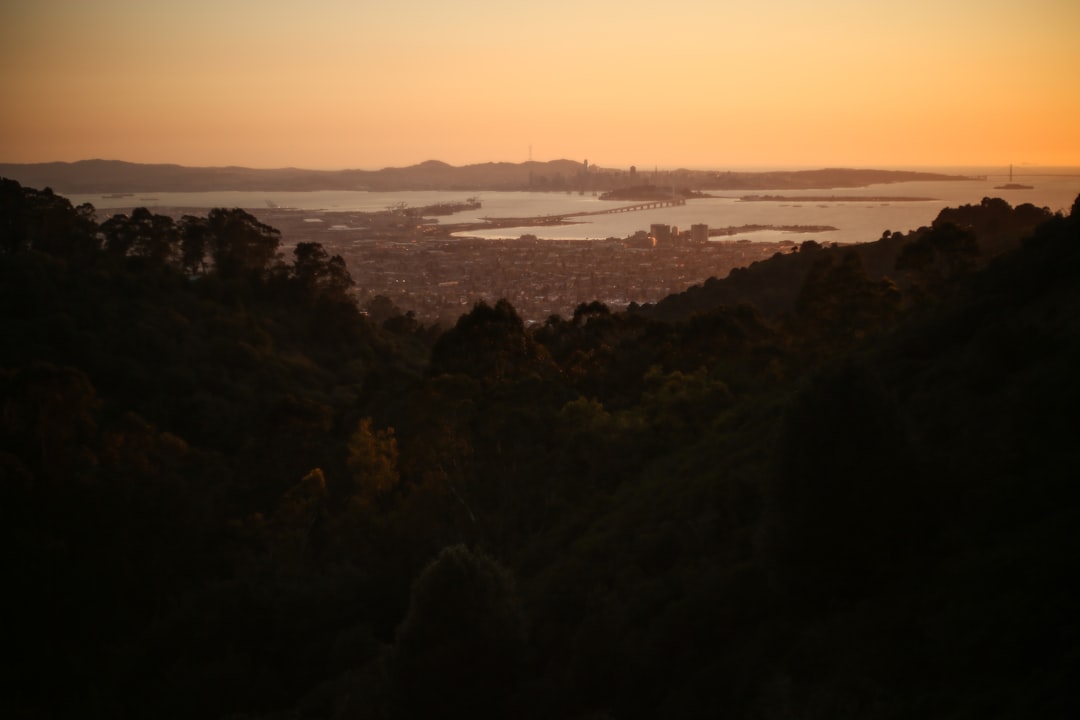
[70, 167, 1080, 245]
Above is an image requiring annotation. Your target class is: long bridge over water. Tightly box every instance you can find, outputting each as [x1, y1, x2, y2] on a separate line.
[477, 197, 687, 228]
[567, 197, 686, 217]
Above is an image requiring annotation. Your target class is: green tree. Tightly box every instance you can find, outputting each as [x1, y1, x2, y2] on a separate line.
[640, 364, 733, 439]
[347, 417, 400, 505]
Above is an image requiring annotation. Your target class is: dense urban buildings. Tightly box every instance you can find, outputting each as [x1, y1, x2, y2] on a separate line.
[246, 206, 800, 325]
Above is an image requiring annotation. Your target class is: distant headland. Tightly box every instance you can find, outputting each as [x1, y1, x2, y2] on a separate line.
[0, 159, 978, 195]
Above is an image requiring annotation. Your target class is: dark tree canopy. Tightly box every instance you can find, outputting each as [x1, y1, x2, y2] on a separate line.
[291, 241, 355, 304]
[428, 298, 555, 380]
[2, 180, 1079, 719]
[388, 544, 528, 718]
[206, 207, 282, 277]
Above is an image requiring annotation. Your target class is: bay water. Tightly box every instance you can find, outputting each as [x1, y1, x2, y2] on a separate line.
[69, 167, 1080, 245]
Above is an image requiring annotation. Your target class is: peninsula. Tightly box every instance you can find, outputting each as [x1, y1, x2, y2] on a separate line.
[0, 159, 977, 195]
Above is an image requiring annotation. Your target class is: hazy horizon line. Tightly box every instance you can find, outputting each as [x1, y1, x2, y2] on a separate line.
[6, 157, 1079, 175]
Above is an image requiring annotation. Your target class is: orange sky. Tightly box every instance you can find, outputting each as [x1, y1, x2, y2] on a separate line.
[2, 0, 1078, 170]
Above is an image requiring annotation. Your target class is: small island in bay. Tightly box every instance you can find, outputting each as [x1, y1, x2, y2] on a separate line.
[709, 223, 837, 236]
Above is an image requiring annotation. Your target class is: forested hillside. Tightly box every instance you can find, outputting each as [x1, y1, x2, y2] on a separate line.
[3, 178, 1078, 719]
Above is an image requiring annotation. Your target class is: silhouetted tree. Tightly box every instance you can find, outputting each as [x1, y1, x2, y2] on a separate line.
[206, 207, 282, 278]
[760, 360, 926, 604]
[292, 241, 355, 304]
[429, 299, 555, 380]
[933, 196, 1052, 258]
[795, 249, 901, 346]
[1, 181, 98, 257]
[896, 222, 979, 300]
[0, 178, 25, 252]
[100, 208, 179, 264]
[264, 467, 329, 572]
[363, 294, 405, 325]
[388, 544, 528, 718]
[0, 363, 100, 485]
[572, 300, 611, 325]
[178, 214, 210, 274]
[100, 212, 138, 258]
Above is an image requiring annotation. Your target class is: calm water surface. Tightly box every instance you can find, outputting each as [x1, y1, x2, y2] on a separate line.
[71, 168, 1080, 245]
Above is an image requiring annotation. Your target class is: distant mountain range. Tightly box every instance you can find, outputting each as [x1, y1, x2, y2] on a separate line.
[0, 159, 590, 193]
[0, 158, 975, 194]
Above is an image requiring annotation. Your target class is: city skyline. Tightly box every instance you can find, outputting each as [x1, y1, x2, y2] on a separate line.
[3, 0, 1079, 171]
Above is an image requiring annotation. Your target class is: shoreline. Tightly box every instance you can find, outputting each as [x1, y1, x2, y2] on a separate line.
[736, 194, 937, 203]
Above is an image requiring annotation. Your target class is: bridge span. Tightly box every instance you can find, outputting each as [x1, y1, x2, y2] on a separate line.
[469, 197, 688, 234]
[567, 198, 686, 217]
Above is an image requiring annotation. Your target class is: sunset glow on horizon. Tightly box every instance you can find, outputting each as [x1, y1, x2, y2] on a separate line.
[3, 0, 1079, 171]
